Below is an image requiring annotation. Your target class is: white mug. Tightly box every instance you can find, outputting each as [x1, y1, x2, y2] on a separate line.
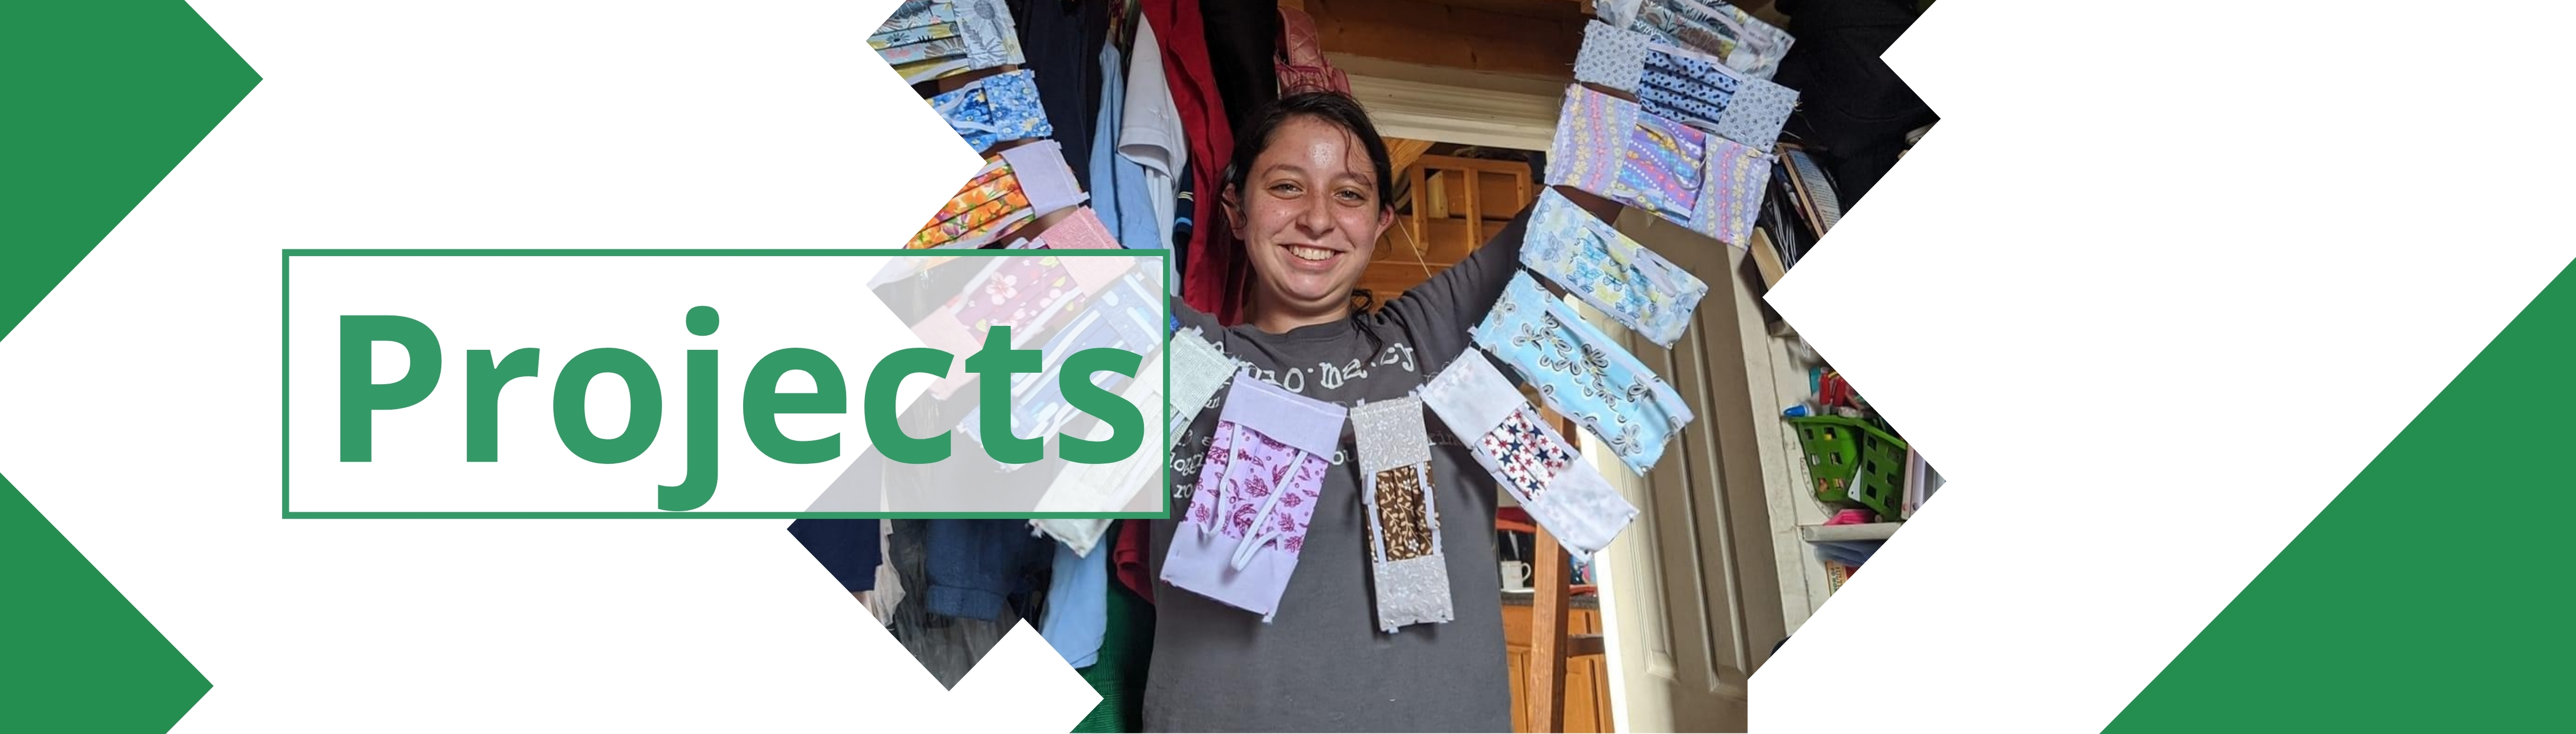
[1500, 560, 1532, 590]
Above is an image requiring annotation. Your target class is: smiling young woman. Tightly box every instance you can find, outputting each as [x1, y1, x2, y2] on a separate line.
[1146, 92, 1612, 732]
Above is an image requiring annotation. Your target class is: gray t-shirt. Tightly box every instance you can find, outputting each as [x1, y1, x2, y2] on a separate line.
[1145, 211, 1531, 732]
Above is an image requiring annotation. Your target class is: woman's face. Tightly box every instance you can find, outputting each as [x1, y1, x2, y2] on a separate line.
[1227, 116, 1392, 323]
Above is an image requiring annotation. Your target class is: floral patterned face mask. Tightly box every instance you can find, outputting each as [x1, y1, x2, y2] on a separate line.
[870, 0, 1025, 84]
[1519, 187, 1710, 348]
[928, 69, 1052, 155]
[1547, 84, 1771, 249]
[1573, 20, 1798, 149]
[1421, 350, 1637, 564]
[1471, 271, 1695, 476]
[1350, 395, 1453, 632]
[1162, 376, 1347, 621]
[909, 141, 1086, 250]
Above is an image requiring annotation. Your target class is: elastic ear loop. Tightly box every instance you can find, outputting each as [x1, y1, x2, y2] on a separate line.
[1201, 421, 1312, 571]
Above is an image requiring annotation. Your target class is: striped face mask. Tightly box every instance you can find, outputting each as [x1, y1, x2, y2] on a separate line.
[1471, 271, 1695, 476]
[870, 0, 1025, 84]
[1162, 376, 1347, 622]
[1547, 84, 1771, 249]
[1573, 20, 1799, 149]
[1518, 187, 1710, 348]
[1350, 395, 1453, 633]
[1420, 350, 1637, 564]
[928, 69, 1053, 155]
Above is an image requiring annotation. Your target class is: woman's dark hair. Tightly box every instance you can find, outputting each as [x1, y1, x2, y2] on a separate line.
[1222, 92, 1397, 213]
[1222, 92, 1397, 315]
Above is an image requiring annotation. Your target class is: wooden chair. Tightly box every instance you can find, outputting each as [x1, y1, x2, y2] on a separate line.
[1499, 517, 1606, 733]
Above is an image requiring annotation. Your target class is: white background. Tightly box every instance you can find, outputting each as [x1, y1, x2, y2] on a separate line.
[289, 255, 916, 513]
[7, 0, 2576, 732]
[1753, 1, 2576, 732]
[2, 1, 1100, 731]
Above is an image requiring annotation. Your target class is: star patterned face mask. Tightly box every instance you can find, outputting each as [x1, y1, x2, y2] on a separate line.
[1519, 187, 1710, 348]
[1420, 350, 1637, 564]
[1161, 376, 1347, 621]
[1471, 271, 1695, 476]
[1350, 395, 1453, 632]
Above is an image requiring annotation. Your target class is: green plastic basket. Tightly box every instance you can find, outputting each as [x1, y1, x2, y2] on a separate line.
[1789, 416, 1910, 520]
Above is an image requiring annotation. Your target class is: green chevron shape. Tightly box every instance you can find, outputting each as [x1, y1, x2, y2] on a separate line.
[2105, 259, 2576, 731]
[2, 1, 259, 730]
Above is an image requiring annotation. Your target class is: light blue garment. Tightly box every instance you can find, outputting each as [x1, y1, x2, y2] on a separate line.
[1089, 44, 1127, 244]
[1091, 43, 1164, 251]
[1470, 272, 1697, 476]
[1040, 537, 1108, 667]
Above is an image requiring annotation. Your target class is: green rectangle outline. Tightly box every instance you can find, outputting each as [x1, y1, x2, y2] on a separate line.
[283, 248, 1175, 520]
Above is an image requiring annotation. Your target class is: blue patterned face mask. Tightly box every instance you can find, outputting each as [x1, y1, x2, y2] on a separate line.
[1573, 20, 1799, 150]
[928, 69, 1052, 155]
[1519, 188, 1709, 348]
[1471, 271, 1695, 476]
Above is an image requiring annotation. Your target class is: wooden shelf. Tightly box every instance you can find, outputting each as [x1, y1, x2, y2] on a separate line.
[1797, 523, 1903, 542]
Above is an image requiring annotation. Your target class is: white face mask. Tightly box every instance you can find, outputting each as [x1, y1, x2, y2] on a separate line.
[1350, 395, 1455, 633]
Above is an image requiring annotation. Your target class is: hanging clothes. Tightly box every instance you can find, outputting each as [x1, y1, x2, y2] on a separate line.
[1041, 537, 1111, 668]
[1140, 0, 1241, 325]
[785, 518, 880, 593]
[1072, 524, 1155, 733]
[1198, 0, 1279, 137]
[1091, 39, 1163, 251]
[1005, 0, 1112, 188]
[1274, 6, 1349, 96]
[1119, 16, 1187, 255]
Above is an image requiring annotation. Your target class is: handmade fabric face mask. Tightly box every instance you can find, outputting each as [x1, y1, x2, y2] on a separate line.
[1574, 20, 1798, 149]
[1350, 396, 1452, 632]
[1161, 376, 1347, 621]
[1034, 353, 1169, 554]
[959, 268, 1158, 455]
[1547, 84, 1772, 248]
[1601, 0, 1795, 81]
[1164, 327, 1238, 445]
[1472, 272, 1696, 476]
[912, 248, 1136, 401]
[910, 141, 1087, 249]
[1420, 351, 1637, 564]
[929, 69, 1052, 155]
[1519, 188, 1709, 348]
[871, 0, 1025, 85]
[1007, 207, 1120, 249]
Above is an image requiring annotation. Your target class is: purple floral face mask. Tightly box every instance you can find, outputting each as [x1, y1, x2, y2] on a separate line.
[1161, 375, 1347, 621]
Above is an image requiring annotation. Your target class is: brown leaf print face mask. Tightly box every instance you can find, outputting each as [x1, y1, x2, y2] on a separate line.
[1373, 464, 1435, 562]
